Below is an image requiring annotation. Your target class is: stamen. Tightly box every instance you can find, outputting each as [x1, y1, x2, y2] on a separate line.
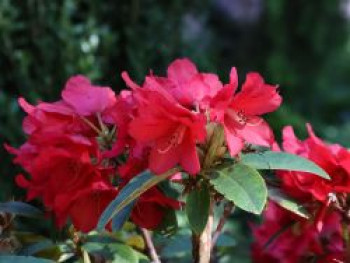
[157, 125, 186, 154]
[80, 116, 102, 134]
[227, 109, 263, 127]
[227, 109, 247, 125]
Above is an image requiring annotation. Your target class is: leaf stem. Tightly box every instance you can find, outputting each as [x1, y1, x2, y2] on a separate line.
[141, 228, 161, 263]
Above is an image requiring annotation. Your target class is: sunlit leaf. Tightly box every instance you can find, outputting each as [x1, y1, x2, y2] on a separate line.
[241, 151, 330, 179]
[210, 163, 267, 214]
[97, 168, 178, 231]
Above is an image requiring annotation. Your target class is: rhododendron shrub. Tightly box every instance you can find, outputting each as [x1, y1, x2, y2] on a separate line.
[4, 58, 340, 263]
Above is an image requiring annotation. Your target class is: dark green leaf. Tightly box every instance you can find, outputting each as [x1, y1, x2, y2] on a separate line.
[97, 168, 177, 230]
[18, 240, 54, 256]
[210, 163, 267, 214]
[268, 187, 310, 218]
[186, 184, 210, 234]
[0, 202, 43, 218]
[241, 151, 330, 179]
[155, 209, 178, 237]
[0, 256, 54, 263]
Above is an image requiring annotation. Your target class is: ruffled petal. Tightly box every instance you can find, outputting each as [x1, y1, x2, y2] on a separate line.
[233, 72, 282, 116]
[167, 58, 198, 84]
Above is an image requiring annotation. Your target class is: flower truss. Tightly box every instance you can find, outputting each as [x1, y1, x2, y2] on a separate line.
[5, 58, 350, 263]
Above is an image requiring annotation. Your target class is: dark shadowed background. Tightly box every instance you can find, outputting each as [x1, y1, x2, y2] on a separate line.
[1, 0, 350, 261]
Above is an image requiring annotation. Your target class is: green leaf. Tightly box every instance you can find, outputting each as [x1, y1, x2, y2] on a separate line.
[241, 151, 330, 180]
[210, 163, 267, 214]
[155, 209, 178, 237]
[268, 187, 310, 219]
[0, 201, 43, 217]
[109, 244, 138, 263]
[0, 256, 54, 263]
[97, 168, 178, 230]
[82, 242, 138, 263]
[186, 184, 210, 234]
[18, 240, 54, 256]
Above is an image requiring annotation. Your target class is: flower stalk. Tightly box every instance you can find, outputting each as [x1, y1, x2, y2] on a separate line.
[192, 125, 225, 263]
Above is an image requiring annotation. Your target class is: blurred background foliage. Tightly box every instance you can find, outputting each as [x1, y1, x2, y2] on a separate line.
[1, 0, 350, 261]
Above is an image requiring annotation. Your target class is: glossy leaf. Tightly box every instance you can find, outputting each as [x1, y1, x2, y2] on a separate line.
[210, 163, 267, 214]
[0, 201, 43, 217]
[97, 168, 178, 230]
[241, 151, 330, 179]
[155, 209, 178, 237]
[111, 200, 136, 231]
[186, 184, 210, 234]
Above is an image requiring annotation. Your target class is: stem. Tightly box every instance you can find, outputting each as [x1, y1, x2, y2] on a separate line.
[192, 125, 225, 262]
[211, 203, 234, 250]
[193, 199, 214, 263]
[141, 228, 161, 263]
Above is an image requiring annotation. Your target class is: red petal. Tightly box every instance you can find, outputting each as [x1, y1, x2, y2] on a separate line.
[233, 72, 282, 116]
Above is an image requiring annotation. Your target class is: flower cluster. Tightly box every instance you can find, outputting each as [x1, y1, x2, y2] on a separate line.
[252, 125, 350, 262]
[6, 58, 281, 232]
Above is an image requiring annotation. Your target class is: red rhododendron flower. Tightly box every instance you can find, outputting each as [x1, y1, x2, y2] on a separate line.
[55, 181, 118, 232]
[125, 79, 207, 175]
[131, 187, 181, 229]
[252, 202, 344, 263]
[210, 69, 282, 155]
[278, 124, 350, 203]
[143, 58, 223, 108]
[62, 75, 116, 117]
[6, 132, 113, 231]
[18, 75, 117, 137]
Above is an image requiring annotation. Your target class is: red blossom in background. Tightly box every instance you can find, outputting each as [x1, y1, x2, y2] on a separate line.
[279, 124, 350, 203]
[252, 124, 350, 262]
[252, 202, 344, 263]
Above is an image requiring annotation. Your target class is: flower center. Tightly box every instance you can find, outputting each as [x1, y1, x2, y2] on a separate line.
[226, 109, 262, 127]
[227, 109, 248, 125]
[157, 125, 187, 153]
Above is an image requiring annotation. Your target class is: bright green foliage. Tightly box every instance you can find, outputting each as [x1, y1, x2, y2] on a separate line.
[241, 151, 330, 179]
[210, 163, 267, 214]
